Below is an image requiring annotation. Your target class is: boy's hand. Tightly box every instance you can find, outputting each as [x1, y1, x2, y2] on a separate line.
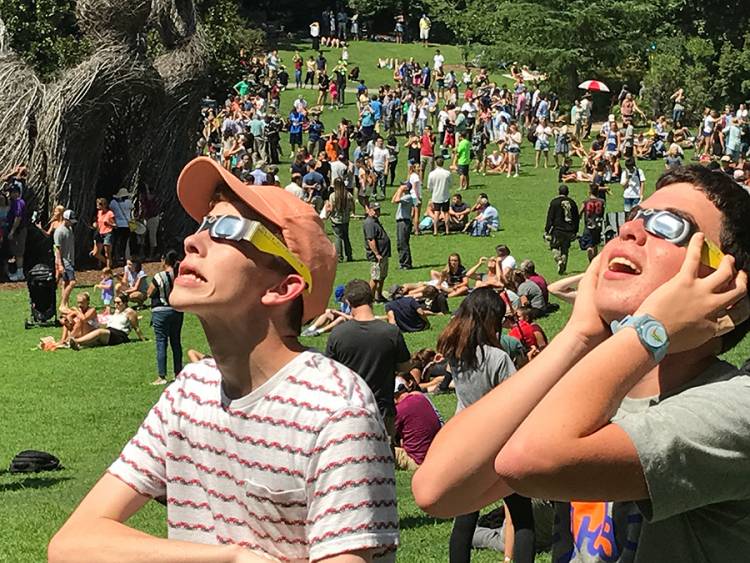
[635, 233, 748, 354]
[564, 254, 609, 346]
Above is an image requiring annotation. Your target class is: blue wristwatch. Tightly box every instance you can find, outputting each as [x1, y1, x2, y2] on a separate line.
[610, 314, 670, 362]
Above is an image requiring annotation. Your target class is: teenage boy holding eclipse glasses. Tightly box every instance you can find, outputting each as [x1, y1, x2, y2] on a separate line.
[50, 157, 399, 563]
[414, 166, 750, 562]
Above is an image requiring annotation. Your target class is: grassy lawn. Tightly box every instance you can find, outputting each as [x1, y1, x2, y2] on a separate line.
[1, 40, 748, 562]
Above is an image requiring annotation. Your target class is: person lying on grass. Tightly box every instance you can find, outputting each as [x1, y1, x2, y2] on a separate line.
[413, 166, 750, 562]
[50, 156, 398, 563]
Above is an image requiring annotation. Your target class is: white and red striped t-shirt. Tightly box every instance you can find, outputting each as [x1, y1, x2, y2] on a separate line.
[109, 351, 399, 562]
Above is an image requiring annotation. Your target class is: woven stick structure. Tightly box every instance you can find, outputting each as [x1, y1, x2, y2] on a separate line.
[0, 0, 208, 257]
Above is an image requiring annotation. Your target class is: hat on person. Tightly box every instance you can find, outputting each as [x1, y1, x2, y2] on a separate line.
[720, 155, 732, 162]
[608, 114, 615, 122]
[63, 209, 77, 223]
[369, 201, 381, 210]
[734, 169, 746, 181]
[114, 188, 130, 198]
[177, 156, 337, 322]
[394, 376, 408, 394]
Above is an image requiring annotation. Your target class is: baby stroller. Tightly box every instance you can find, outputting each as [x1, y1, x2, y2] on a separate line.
[22, 224, 57, 329]
[24, 263, 57, 329]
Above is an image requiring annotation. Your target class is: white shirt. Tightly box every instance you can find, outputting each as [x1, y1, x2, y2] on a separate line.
[535, 125, 552, 143]
[409, 172, 422, 201]
[428, 166, 452, 203]
[372, 146, 389, 172]
[433, 53, 445, 70]
[500, 255, 516, 272]
[461, 101, 477, 117]
[284, 182, 305, 200]
[621, 168, 645, 199]
[108, 353, 398, 562]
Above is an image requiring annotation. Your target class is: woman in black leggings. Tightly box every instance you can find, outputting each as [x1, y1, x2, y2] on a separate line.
[449, 494, 535, 563]
[435, 288, 536, 562]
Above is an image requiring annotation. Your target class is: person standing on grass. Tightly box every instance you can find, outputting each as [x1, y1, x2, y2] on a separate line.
[326, 178, 355, 263]
[420, 126, 436, 184]
[288, 106, 305, 158]
[5, 183, 28, 280]
[434, 288, 536, 563]
[621, 157, 645, 213]
[392, 181, 415, 270]
[372, 136, 390, 200]
[579, 183, 606, 263]
[50, 156, 398, 563]
[92, 198, 115, 269]
[53, 210, 77, 309]
[363, 202, 391, 302]
[452, 131, 472, 190]
[428, 156, 452, 236]
[326, 279, 411, 442]
[545, 185, 580, 275]
[147, 250, 184, 386]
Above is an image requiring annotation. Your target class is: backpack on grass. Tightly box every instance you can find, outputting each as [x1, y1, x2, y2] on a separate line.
[9, 450, 62, 473]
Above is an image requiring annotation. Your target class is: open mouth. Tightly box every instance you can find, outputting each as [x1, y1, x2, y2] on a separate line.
[178, 265, 207, 283]
[608, 256, 641, 275]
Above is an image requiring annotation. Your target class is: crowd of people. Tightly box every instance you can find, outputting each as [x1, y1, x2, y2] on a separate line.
[2, 11, 750, 563]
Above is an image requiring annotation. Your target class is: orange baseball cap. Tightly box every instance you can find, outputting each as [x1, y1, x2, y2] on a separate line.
[177, 156, 337, 322]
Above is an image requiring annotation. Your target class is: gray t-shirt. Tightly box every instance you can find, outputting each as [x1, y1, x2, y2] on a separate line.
[450, 345, 516, 412]
[517, 280, 546, 310]
[53, 224, 75, 267]
[555, 360, 750, 563]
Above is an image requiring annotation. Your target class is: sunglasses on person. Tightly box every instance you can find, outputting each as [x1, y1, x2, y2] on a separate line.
[627, 207, 724, 269]
[196, 215, 312, 292]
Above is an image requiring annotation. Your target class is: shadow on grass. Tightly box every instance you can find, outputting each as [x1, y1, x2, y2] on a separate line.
[0, 475, 71, 493]
[399, 512, 448, 530]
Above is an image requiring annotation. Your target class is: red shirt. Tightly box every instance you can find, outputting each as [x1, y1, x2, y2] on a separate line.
[527, 273, 549, 303]
[394, 393, 442, 465]
[420, 133, 434, 157]
[509, 319, 537, 350]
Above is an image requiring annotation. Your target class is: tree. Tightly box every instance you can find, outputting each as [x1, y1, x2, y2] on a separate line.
[0, 0, 89, 78]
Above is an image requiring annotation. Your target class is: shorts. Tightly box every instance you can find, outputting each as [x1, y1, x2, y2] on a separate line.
[8, 227, 27, 257]
[535, 139, 549, 151]
[61, 260, 76, 282]
[289, 132, 303, 145]
[370, 257, 389, 281]
[107, 327, 129, 346]
[432, 201, 450, 213]
[507, 146, 520, 154]
[457, 164, 470, 177]
[96, 231, 113, 246]
[579, 227, 602, 250]
[623, 197, 641, 213]
[420, 28, 430, 40]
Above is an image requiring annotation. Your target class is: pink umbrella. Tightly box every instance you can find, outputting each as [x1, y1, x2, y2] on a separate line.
[578, 80, 610, 92]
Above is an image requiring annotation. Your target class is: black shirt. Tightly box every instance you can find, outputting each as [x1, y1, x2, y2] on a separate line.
[385, 297, 427, 333]
[325, 319, 410, 417]
[447, 265, 467, 286]
[545, 195, 580, 234]
[363, 216, 391, 260]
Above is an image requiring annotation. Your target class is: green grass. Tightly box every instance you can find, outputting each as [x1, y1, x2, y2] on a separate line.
[1, 39, 748, 562]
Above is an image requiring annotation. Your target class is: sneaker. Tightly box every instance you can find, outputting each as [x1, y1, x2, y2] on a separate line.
[301, 327, 317, 337]
[513, 173, 519, 178]
[151, 377, 168, 386]
[557, 261, 566, 275]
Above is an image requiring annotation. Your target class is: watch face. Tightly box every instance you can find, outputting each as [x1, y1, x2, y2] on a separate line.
[644, 322, 668, 347]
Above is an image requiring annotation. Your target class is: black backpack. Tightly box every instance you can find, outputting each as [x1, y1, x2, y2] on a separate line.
[9, 450, 62, 473]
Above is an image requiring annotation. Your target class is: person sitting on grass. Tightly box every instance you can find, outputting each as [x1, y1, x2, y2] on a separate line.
[430, 253, 470, 298]
[394, 374, 443, 471]
[512, 270, 548, 318]
[68, 294, 145, 349]
[408, 348, 451, 392]
[115, 258, 148, 308]
[464, 194, 500, 236]
[385, 285, 443, 333]
[300, 284, 352, 336]
[55, 292, 98, 347]
[448, 193, 471, 232]
[485, 149, 505, 174]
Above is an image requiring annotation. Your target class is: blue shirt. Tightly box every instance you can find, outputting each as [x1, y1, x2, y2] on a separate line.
[308, 121, 324, 141]
[303, 170, 326, 195]
[370, 100, 382, 121]
[361, 110, 374, 128]
[288, 111, 304, 134]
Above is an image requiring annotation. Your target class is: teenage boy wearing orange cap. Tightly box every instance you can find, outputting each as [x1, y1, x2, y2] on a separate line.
[49, 157, 399, 563]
